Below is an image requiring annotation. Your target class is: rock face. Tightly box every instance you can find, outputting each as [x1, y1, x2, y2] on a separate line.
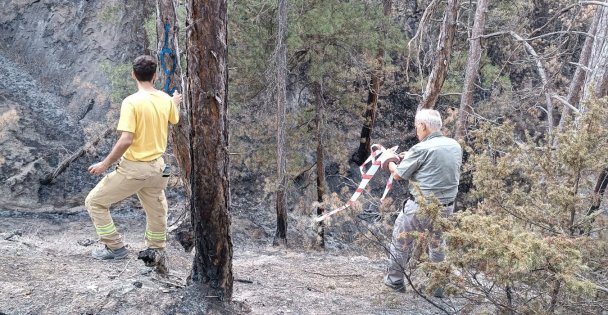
[0, 0, 151, 209]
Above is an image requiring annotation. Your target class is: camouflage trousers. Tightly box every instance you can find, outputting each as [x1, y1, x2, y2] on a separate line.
[386, 199, 454, 284]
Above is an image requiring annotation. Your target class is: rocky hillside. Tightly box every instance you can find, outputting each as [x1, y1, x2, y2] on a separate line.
[0, 0, 151, 209]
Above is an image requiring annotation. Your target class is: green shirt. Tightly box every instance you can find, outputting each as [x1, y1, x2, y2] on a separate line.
[396, 131, 462, 204]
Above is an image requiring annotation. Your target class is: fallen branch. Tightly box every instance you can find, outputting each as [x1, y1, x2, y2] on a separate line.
[305, 270, 363, 278]
[40, 126, 114, 185]
[235, 278, 254, 284]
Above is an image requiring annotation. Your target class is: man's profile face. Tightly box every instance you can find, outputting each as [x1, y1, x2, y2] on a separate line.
[415, 121, 426, 141]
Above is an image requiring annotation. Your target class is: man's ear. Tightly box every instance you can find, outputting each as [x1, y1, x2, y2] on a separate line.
[131, 71, 136, 80]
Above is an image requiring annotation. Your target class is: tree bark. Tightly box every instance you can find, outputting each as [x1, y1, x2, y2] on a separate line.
[588, 169, 608, 215]
[314, 82, 327, 248]
[156, 0, 191, 193]
[273, 0, 288, 247]
[186, 0, 233, 300]
[418, 0, 460, 110]
[557, 6, 602, 129]
[455, 0, 488, 141]
[352, 0, 391, 165]
[580, 6, 608, 109]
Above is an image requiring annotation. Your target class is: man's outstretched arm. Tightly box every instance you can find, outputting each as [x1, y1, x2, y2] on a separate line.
[388, 161, 403, 180]
[88, 131, 134, 176]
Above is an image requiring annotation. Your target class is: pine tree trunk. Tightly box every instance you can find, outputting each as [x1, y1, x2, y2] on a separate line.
[557, 7, 602, 128]
[455, 0, 488, 140]
[314, 82, 327, 248]
[186, 0, 233, 300]
[273, 0, 288, 247]
[418, 0, 460, 110]
[352, 0, 391, 165]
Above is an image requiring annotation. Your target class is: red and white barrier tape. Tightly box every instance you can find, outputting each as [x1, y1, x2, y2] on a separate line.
[315, 144, 399, 222]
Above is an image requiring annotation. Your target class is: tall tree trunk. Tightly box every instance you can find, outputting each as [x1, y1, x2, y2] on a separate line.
[580, 6, 608, 111]
[314, 82, 327, 248]
[352, 0, 391, 165]
[454, 0, 489, 140]
[273, 0, 288, 247]
[186, 0, 233, 300]
[557, 7, 602, 129]
[418, 0, 460, 110]
[156, 0, 193, 251]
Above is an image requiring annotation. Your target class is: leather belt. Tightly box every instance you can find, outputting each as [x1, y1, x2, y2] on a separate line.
[407, 195, 454, 207]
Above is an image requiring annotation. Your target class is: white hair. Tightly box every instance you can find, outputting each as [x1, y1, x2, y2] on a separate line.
[415, 109, 442, 131]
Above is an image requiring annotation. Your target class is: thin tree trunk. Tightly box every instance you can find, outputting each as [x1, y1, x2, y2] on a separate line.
[510, 31, 554, 134]
[418, 0, 460, 110]
[455, 0, 489, 141]
[156, 0, 191, 191]
[273, 0, 288, 247]
[352, 0, 391, 165]
[581, 5, 608, 111]
[314, 82, 327, 248]
[549, 279, 561, 313]
[157, 0, 193, 252]
[557, 7, 602, 129]
[588, 169, 608, 215]
[187, 0, 233, 300]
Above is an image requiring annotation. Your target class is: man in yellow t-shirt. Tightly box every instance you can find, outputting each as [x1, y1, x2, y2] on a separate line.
[85, 55, 182, 261]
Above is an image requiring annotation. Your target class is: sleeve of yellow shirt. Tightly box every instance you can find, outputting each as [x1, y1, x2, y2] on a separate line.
[117, 100, 136, 133]
[169, 99, 179, 125]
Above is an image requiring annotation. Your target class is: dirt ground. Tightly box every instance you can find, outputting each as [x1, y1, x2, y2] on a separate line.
[0, 203, 455, 315]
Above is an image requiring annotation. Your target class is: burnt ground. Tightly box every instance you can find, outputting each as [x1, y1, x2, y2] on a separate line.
[0, 196, 461, 315]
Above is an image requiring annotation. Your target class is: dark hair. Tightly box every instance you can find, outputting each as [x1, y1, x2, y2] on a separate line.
[132, 55, 157, 82]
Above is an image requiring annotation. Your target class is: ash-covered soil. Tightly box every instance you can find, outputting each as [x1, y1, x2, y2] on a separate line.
[0, 198, 455, 315]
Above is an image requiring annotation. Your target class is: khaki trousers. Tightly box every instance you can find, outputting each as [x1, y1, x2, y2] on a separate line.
[386, 199, 454, 284]
[85, 157, 169, 250]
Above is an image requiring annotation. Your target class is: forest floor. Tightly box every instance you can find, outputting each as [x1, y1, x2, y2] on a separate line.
[0, 195, 466, 315]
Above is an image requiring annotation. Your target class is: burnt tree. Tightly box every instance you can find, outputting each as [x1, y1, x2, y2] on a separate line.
[186, 0, 233, 300]
[156, 0, 194, 251]
[156, 0, 191, 190]
[352, 0, 392, 165]
[274, 0, 288, 246]
[314, 82, 327, 247]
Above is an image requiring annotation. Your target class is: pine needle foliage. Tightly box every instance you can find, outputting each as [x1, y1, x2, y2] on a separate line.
[415, 99, 608, 313]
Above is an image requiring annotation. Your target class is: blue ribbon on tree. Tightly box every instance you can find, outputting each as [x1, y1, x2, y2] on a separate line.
[159, 20, 178, 96]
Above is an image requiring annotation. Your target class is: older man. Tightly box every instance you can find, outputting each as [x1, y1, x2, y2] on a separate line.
[383, 109, 462, 297]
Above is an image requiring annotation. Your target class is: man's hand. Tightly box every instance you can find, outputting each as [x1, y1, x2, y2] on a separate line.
[88, 162, 109, 176]
[172, 91, 182, 106]
[398, 151, 410, 160]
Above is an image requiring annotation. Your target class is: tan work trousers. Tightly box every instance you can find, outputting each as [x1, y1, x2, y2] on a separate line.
[85, 157, 169, 250]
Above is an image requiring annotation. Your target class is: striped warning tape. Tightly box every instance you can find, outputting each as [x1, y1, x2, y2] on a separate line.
[315, 144, 400, 222]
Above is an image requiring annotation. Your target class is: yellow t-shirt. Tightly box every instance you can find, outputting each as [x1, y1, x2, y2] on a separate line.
[116, 90, 179, 161]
